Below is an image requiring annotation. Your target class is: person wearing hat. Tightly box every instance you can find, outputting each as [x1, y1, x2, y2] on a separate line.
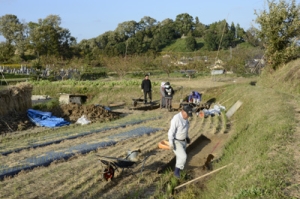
[141, 74, 152, 104]
[164, 82, 175, 110]
[167, 104, 193, 178]
[188, 91, 202, 104]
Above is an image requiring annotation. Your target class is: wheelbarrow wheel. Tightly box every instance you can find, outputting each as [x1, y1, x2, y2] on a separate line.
[133, 100, 137, 107]
[103, 165, 115, 181]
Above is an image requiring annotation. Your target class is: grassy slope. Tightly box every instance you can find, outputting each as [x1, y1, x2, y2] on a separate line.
[175, 62, 300, 198]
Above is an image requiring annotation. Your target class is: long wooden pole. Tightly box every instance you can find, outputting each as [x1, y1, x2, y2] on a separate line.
[174, 163, 233, 190]
[219, 96, 235, 105]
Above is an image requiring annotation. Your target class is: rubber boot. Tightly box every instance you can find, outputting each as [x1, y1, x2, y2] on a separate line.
[174, 167, 180, 178]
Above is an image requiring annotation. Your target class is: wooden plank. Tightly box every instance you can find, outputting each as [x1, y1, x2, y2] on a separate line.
[174, 163, 233, 190]
[226, 100, 243, 119]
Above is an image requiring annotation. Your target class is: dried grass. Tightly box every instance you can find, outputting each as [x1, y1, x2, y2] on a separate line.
[0, 83, 32, 116]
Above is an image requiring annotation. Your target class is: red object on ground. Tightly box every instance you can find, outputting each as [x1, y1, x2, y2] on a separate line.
[103, 166, 115, 181]
[199, 111, 205, 118]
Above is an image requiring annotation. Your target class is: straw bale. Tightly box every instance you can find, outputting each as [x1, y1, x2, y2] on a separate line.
[0, 83, 33, 116]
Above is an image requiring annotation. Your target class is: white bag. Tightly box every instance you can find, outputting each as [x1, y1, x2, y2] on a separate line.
[76, 115, 91, 125]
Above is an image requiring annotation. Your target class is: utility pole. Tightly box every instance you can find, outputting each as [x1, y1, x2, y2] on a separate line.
[125, 40, 128, 58]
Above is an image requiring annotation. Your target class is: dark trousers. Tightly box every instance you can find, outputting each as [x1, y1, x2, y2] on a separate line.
[144, 91, 152, 103]
[165, 97, 172, 109]
[161, 96, 166, 108]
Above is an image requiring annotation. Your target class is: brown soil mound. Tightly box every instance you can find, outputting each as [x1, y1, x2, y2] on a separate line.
[0, 112, 35, 135]
[0, 103, 121, 135]
[53, 103, 121, 122]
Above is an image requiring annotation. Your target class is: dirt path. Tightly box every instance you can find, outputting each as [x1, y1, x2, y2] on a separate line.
[96, 106, 231, 199]
[186, 133, 230, 179]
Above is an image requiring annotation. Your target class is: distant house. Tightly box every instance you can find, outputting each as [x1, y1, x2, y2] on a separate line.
[245, 56, 265, 73]
[162, 55, 208, 66]
[211, 59, 224, 69]
[211, 69, 225, 75]
[210, 59, 225, 75]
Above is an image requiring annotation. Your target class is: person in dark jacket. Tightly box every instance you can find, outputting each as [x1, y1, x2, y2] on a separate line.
[141, 74, 152, 104]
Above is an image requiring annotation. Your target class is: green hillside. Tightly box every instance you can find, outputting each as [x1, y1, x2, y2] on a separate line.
[162, 38, 205, 52]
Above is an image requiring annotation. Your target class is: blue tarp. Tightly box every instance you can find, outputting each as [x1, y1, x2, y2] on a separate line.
[27, 109, 70, 128]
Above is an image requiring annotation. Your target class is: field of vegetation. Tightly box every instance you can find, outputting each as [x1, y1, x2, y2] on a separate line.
[0, 59, 299, 198]
[1, 1, 300, 198]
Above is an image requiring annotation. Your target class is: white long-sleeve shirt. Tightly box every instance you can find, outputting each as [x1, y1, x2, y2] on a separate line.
[168, 112, 189, 142]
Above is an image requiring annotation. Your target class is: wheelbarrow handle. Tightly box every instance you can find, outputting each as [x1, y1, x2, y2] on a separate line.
[131, 149, 141, 153]
[98, 159, 119, 172]
[140, 154, 153, 174]
[125, 149, 141, 159]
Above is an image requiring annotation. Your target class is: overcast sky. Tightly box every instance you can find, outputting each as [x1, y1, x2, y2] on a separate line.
[0, 0, 292, 43]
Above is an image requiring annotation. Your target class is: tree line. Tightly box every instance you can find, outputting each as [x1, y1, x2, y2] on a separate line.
[0, 13, 255, 62]
[0, 0, 299, 75]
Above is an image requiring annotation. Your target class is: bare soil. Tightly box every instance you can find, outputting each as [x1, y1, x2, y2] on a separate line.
[0, 103, 122, 135]
[0, 76, 250, 198]
[88, 106, 231, 199]
[0, 112, 35, 134]
[0, 99, 232, 198]
[0, 75, 247, 135]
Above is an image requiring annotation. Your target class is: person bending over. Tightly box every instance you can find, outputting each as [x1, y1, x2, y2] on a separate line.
[188, 91, 202, 104]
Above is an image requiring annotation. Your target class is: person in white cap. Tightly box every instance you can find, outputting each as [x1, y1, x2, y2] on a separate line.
[164, 82, 175, 110]
[168, 104, 193, 178]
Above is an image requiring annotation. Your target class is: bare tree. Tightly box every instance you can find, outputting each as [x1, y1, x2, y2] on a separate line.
[104, 56, 132, 79]
[155, 53, 178, 77]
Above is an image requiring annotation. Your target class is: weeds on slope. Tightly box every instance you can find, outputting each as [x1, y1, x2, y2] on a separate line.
[173, 83, 295, 199]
